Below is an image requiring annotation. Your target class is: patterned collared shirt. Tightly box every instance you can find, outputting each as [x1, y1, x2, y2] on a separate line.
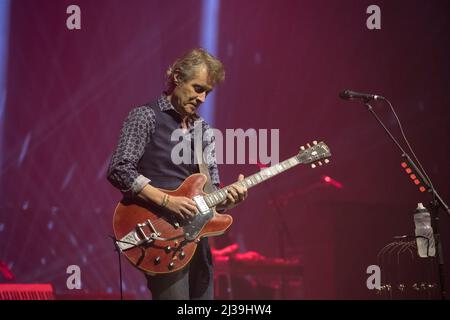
[107, 95, 220, 196]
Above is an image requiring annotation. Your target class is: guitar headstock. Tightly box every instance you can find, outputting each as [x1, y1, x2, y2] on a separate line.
[297, 141, 332, 168]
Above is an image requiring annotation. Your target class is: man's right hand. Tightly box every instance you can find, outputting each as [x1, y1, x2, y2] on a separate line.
[165, 196, 198, 220]
[137, 184, 198, 220]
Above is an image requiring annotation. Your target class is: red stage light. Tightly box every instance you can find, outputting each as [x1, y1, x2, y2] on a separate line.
[322, 175, 343, 188]
[419, 186, 426, 192]
[256, 161, 268, 169]
[401, 162, 408, 168]
[410, 174, 416, 180]
[405, 168, 412, 174]
[414, 179, 420, 185]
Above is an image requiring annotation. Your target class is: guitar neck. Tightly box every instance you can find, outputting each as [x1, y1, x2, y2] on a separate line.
[204, 155, 302, 208]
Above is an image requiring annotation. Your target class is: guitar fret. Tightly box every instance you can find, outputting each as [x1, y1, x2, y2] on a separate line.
[220, 190, 227, 201]
[206, 149, 326, 208]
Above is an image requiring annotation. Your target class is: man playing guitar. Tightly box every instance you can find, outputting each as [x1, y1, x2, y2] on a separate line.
[107, 48, 248, 300]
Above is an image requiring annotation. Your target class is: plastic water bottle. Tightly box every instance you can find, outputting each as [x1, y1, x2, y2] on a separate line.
[413, 203, 436, 257]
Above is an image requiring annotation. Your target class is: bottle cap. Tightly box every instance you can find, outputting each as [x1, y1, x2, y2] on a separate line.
[417, 203, 426, 210]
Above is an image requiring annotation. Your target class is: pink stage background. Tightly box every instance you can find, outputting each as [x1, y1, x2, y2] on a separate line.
[1, 0, 449, 299]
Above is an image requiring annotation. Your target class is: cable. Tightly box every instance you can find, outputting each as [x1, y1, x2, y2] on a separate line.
[118, 243, 123, 300]
[109, 235, 124, 300]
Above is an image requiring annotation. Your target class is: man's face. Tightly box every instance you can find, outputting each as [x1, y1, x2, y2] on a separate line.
[171, 66, 213, 118]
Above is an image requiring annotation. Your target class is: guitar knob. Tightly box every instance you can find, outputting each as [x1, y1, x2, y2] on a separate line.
[307, 143, 311, 148]
[154, 256, 161, 265]
[313, 140, 318, 145]
[165, 246, 172, 253]
[324, 159, 330, 164]
[318, 161, 323, 166]
[300, 146, 305, 151]
[168, 262, 175, 270]
[179, 251, 186, 260]
[311, 164, 316, 169]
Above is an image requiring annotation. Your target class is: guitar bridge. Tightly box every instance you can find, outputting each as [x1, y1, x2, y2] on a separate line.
[116, 219, 161, 251]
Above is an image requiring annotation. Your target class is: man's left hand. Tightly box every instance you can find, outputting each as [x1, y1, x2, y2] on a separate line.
[216, 174, 248, 212]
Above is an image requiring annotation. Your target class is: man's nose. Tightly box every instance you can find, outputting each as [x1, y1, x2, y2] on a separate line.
[196, 92, 206, 103]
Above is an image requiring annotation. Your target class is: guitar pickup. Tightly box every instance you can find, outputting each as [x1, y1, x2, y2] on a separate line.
[193, 195, 210, 215]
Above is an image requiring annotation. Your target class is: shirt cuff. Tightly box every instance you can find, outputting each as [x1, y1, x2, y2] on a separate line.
[131, 174, 151, 195]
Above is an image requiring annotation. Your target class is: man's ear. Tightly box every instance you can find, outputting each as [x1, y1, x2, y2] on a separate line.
[173, 70, 182, 86]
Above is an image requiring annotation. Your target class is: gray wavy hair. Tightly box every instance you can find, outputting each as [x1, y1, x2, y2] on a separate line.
[166, 48, 225, 90]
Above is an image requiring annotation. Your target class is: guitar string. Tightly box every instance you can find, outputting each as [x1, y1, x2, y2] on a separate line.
[121, 149, 331, 238]
[133, 155, 303, 232]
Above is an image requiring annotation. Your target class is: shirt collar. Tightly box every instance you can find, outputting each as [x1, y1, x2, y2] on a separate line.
[157, 94, 203, 127]
[157, 94, 175, 112]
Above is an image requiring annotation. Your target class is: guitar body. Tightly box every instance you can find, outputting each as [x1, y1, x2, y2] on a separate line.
[113, 173, 233, 275]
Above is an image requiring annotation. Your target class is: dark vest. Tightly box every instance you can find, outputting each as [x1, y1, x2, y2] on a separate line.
[137, 101, 199, 190]
[137, 101, 212, 276]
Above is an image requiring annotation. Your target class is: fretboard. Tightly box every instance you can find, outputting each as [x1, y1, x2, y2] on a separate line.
[203, 155, 301, 208]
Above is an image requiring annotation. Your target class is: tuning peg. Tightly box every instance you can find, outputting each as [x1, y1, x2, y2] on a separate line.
[311, 163, 316, 169]
[318, 161, 323, 166]
[324, 159, 330, 164]
[307, 143, 311, 148]
[313, 140, 318, 145]
[300, 146, 305, 151]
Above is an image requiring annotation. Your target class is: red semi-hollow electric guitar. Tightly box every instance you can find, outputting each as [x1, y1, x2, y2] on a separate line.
[113, 141, 331, 275]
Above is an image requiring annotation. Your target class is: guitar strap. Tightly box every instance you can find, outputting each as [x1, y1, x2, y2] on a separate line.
[194, 136, 216, 194]
[194, 128, 220, 250]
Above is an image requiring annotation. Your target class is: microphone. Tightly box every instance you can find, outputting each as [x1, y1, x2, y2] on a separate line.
[339, 90, 384, 102]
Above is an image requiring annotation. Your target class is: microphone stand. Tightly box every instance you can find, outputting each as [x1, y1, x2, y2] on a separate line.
[364, 100, 449, 300]
[265, 177, 296, 299]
